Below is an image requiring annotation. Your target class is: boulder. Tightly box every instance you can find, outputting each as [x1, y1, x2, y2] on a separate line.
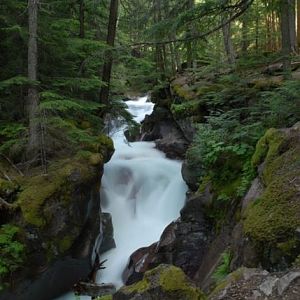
[209, 267, 300, 300]
[115, 264, 205, 300]
[141, 106, 189, 159]
[0, 136, 115, 300]
[243, 123, 300, 270]
[100, 213, 116, 254]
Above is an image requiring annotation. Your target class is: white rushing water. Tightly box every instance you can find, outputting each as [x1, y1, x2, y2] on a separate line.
[97, 96, 187, 288]
[55, 96, 187, 299]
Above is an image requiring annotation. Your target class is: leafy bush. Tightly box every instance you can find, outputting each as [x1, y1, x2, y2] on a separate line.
[0, 224, 25, 291]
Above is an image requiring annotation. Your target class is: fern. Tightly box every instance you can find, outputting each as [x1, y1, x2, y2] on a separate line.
[0, 225, 25, 291]
[212, 251, 232, 282]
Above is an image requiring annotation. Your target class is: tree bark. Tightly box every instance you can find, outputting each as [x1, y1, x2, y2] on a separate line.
[222, 18, 236, 65]
[280, 0, 292, 76]
[241, 13, 249, 54]
[289, 0, 297, 52]
[298, 0, 300, 48]
[186, 0, 195, 68]
[99, 0, 119, 105]
[27, 0, 40, 159]
[79, 0, 85, 39]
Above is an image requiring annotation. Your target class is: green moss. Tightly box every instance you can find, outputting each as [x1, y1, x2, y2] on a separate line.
[95, 296, 113, 300]
[197, 176, 211, 194]
[195, 84, 223, 97]
[159, 265, 205, 299]
[124, 276, 150, 294]
[58, 236, 73, 253]
[172, 84, 195, 100]
[251, 128, 286, 168]
[97, 134, 114, 153]
[0, 179, 17, 196]
[244, 171, 300, 243]
[171, 100, 202, 119]
[244, 126, 300, 264]
[17, 159, 95, 227]
[214, 177, 242, 200]
[119, 265, 205, 299]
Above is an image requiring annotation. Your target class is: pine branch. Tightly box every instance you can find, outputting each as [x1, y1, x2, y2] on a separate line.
[131, 0, 254, 46]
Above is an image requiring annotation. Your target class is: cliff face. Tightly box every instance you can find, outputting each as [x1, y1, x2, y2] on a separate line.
[0, 134, 114, 300]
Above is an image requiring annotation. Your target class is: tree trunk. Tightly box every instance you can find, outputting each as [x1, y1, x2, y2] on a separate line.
[298, 0, 300, 48]
[186, 0, 195, 68]
[79, 0, 85, 39]
[289, 0, 297, 52]
[99, 0, 119, 105]
[241, 14, 249, 55]
[280, 0, 292, 76]
[222, 18, 236, 65]
[27, 0, 40, 159]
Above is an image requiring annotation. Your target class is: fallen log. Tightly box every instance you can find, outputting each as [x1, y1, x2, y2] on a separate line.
[74, 282, 116, 298]
[263, 61, 300, 75]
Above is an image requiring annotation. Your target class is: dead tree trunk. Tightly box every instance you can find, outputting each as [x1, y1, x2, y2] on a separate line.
[27, 0, 40, 160]
[99, 0, 119, 105]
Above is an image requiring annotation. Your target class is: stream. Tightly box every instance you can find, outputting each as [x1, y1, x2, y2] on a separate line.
[56, 96, 187, 299]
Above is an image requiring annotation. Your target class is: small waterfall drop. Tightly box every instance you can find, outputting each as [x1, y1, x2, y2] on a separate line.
[97, 96, 187, 288]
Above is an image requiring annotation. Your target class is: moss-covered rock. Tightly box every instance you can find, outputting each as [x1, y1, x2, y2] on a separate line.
[244, 123, 300, 269]
[114, 264, 206, 300]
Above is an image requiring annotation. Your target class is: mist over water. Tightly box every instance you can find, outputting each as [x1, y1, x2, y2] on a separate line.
[97, 96, 187, 288]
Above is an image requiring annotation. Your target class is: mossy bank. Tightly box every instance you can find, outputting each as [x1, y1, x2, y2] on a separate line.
[0, 134, 114, 300]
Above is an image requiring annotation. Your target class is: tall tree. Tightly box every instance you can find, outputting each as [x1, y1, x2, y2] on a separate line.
[79, 0, 85, 39]
[186, 0, 195, 68]
[222, 17, 236, 65]
[99, 0, 119, 105]
[298, 0, 300, 48]
[280, 0, 294, 75]
[27, 0, 40, 159]
[289, 0, 297, 52]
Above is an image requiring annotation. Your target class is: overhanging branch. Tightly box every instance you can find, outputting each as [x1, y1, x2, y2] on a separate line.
[131, 0, 254, 47]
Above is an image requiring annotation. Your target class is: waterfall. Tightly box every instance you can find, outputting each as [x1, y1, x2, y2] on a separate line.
[97, 96, 187, 288]
[55, 96, 187, 299]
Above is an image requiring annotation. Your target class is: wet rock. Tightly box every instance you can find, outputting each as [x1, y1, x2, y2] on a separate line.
[123, 195, 211, 285]
[181, 160, 203, 191]
[141, 106, 189, 159]
[100, 213, 116, 254]
[115, 264, 205, 300]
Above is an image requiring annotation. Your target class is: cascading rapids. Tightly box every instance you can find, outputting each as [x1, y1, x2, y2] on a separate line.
[55, 96, 187, 300]
[97, 96, 187, 288]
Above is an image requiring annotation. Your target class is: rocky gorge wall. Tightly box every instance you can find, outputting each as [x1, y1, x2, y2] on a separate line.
[0, 135, 115, 300]
[118, 75, 300, 299]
